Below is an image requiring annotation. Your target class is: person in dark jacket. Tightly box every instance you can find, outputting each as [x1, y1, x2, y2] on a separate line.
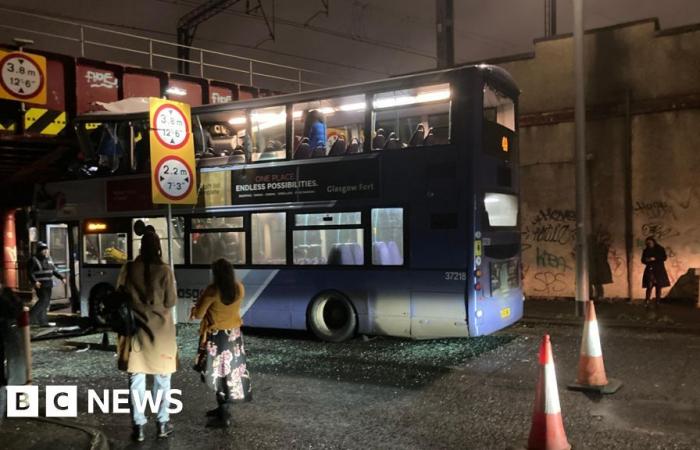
[641, 237, 670, 305]
[589, 233, 613, 300]
[28, 242, 65, 326]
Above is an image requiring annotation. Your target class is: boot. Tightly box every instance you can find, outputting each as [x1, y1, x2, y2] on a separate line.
[131, 425, 145, 442]
[157, 421, 174, 439]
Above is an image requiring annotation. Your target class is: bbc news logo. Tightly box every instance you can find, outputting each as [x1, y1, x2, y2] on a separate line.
[6, 386, 183, 417]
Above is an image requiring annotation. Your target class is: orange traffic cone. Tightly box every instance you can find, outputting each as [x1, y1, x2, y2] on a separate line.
[528, 335, 571, 450]
[568, 301, 622, 394]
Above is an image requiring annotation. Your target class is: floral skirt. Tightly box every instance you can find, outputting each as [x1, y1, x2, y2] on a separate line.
[204, 328, 252, 403]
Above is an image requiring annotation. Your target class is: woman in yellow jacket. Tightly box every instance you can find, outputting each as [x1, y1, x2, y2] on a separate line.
[190, 258, 251, 426]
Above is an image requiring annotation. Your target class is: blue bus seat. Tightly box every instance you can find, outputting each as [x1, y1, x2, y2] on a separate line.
[387, 241, 402, 265]
[372, 241, 390, 265]
[350, 243, 363, 264]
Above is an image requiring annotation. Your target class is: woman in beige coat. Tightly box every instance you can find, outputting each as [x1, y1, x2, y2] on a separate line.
[117, 231, 177, 442]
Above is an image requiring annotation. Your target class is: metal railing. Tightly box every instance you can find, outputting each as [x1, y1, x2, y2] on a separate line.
[0, 6, 327, 92]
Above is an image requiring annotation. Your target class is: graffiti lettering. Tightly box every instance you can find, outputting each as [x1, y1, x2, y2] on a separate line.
[531, 272, 567, 294]
[634, 200, 676, 220]
[536, 247, 573, 272]
[85, 70, 118, 89]
[530, 208, 576, 225]
[523, 224, 575, 245]
[641, 222, 680, 242]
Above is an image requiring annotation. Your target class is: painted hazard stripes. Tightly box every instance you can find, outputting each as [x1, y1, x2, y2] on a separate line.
[23, 108, 67, 135]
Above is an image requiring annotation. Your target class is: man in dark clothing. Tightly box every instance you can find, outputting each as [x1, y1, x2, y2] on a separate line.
[28, 242, 65, 326]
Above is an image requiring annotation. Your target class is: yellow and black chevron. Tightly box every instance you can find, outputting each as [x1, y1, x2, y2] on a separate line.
[24, 108, 67, 135]
[0, 117, 16, 133]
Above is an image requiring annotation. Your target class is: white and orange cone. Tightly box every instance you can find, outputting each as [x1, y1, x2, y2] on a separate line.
[568, 301, 622, 394]
[528, 335, 571, 450]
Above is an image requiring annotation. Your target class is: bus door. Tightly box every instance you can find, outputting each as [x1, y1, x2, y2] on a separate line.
[46, 223, 71, 302]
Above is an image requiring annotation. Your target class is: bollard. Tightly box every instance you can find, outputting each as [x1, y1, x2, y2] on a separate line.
[18, 306, 32, 384]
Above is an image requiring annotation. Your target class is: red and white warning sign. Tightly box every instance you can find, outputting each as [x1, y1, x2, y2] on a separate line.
[149, 98, 197, 205]
[155, 155, 194, 201]
[0, 51, 46, 104]
[151, 103, 190, 149]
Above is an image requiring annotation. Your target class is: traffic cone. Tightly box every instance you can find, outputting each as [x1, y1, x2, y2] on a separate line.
[568, 301, 622, 394]
[527, 335, 571, 450]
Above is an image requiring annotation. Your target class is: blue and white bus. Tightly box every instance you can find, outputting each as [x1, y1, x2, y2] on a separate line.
[37, 64, 521, 341]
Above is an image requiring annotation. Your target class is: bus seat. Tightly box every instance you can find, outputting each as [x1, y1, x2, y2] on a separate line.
[311, 146, 327, 158]
[408, 124, 426, 147]
[294, 142, 312, 159]
[372, 129, 386, 150]
[346, 138, 360, 154]
[328, 244, 355, 265]
[387, 241, 402, 265]
[423, 127, 435, 146]
[350, 243, 363, 265]
[372, 241, 390, 265]
[431, 126, 449, 145]
[328, 138, 347, 156]
[384, 132, 402, 150]
[294, 245, 308, 264]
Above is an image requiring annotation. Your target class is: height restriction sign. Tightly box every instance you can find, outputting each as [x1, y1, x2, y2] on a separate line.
[0, 50, 47, 104]
[149, 98, 197, 204]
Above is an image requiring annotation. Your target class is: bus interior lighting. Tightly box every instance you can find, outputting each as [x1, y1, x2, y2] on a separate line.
[373, 89, 450, 109]
[228, 117, 247, 125]
[338, 102, 367, 112]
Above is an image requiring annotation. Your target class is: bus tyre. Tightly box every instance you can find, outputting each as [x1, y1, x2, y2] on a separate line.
[307, 291, 357, 342]
[88, 283, 115, 327]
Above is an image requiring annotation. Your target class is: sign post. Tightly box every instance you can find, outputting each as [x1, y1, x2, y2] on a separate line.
[149, 98, 198, 323]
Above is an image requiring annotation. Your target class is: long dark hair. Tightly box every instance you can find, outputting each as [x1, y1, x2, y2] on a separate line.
[139, 231, 163, 294]
[303, 109, 324, 138]
[212, 258, 239, 305]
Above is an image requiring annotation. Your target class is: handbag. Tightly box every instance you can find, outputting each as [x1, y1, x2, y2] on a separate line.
[105, 262, 141, 336]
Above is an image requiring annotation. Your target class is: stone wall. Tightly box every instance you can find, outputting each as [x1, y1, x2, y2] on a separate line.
[496, 20, 700, 300]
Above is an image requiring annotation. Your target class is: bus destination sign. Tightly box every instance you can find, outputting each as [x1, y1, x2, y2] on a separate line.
[232, 157, 380, 204]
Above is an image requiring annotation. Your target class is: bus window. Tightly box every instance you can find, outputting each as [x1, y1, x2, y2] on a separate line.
[200, 114, 248, 162]
[292, 94, 366, 159]
[490, 259, 519, 294]
[250, 106, 286, 162]
[83, 233, 128, 265]
[371, 208, 404, 265]
[483, 85, 515, 131]
[293, 212, 363, 265]
[131, 217, 185, 264]
[190, 216, 245, 265]
[371, 83, 451, 150]
[251, 212, 286, 264]
[484, 193, 518, 227]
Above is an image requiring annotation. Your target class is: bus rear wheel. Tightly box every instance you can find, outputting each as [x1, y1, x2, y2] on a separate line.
[307, 291, 357, 342]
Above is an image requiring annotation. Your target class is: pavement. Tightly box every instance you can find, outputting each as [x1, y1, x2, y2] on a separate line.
[1, 299, 700, 449]
[524, 297, 700, 332]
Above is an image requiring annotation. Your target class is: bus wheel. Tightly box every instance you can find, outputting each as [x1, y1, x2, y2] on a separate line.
[307, 291, 357, 342]
[88, 283, 114, 327]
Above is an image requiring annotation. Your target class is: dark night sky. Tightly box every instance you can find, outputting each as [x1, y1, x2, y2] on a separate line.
[0, 0, 698, 88]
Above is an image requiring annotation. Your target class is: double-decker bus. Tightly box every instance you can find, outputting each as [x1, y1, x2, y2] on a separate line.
[35, 64, 521, 341]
